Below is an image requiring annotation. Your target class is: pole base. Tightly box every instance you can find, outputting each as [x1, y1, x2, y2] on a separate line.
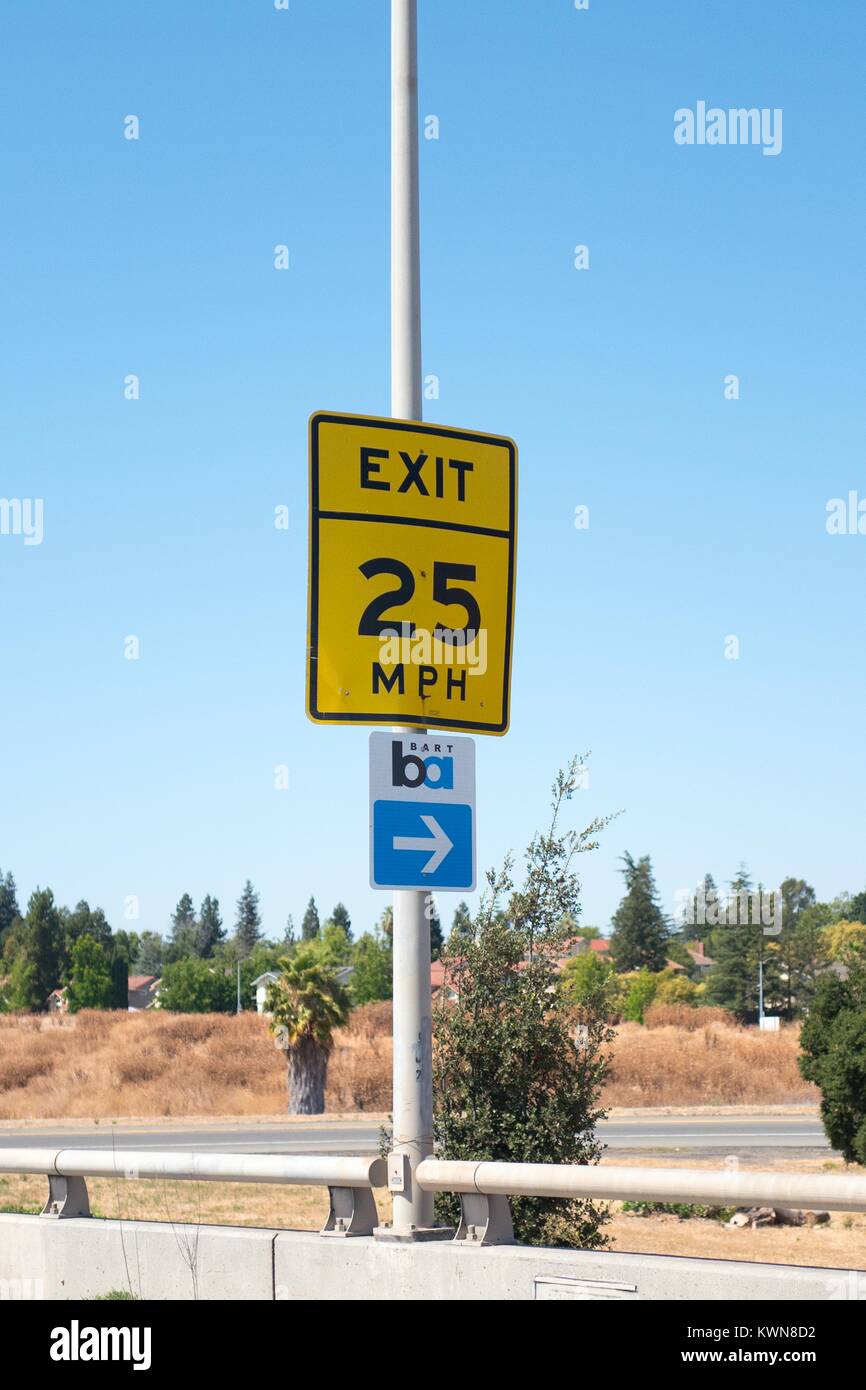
[373, 1224, 454, 1243]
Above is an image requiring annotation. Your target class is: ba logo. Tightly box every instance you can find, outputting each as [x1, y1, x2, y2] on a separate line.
[392, 742, 454, 790]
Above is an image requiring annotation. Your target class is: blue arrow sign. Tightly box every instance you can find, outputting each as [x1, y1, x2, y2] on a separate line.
[372, 800, 474, 890]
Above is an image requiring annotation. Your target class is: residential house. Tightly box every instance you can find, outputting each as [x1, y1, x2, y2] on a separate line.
[127, 975, 161, 1011]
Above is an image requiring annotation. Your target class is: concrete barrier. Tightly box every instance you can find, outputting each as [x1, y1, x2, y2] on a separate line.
[2, 1214, 863, 1300]
[0, 1215, 278, 1301]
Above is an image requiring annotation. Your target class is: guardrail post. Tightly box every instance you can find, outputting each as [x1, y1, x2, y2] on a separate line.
[41, 1175, 91, 1219]
[453, 1192, 514, 1246]
[321, 1186, 380, 1238]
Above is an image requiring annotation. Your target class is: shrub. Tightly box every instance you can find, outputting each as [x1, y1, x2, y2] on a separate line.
[621, 969, 659, 1023]
[799, 946, 866, 1164]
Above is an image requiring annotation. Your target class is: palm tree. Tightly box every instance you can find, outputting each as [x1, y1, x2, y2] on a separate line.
[266, 949, 350, 1114]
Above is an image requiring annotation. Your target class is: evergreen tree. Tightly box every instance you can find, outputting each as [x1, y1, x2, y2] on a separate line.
[234, 880, 262, 957]
[0, 870, 21, 946]
[135, 931, 165, 976]
[427, 895, 444, 960]
[705, 868, 761, 1019]
[609, 853, 669, 972]
[283, 913, 296, 946]
[198, 895, 224, 957]
[301, 896, 320, 941]
[329, 903, 352, 940]
[67, 934, 114, 1012]
[7, 888, 63, 1010]
[449, 901, 472, 947]
[379, 904, 393, 941]
[678, 873, 719, 941]
[169, 893, 201, 957]
[848, 885, 866, 924]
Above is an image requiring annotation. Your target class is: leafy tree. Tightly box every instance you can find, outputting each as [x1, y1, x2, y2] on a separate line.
[609, 853, 669, 972]
[234, 880, 262, 957]
[427, 896, 444, 960]
[570, 924, 602, 941]
[158, 958, 235, 1013]
[60, 901, 112, 981]
[775, 878, 817, 1017]
[266, 949, 350, 1114]
[786, 902, 832, 1015]
[621, 969, 660, 1022]
[433, 759, 615, 1249]
[654, 971, 698, 1007]
[6, 888, 63, 1010]
[705, 869, 761, 1018]
[350, 930, 393, 1005]
[67, 934, 114, 1012]
[799, 945, 866, 1165]
[824, 920, 866, 961]
[318, 918, 353, 967]
[301, 897, 320, 942]
[558, 950, 617, 1013]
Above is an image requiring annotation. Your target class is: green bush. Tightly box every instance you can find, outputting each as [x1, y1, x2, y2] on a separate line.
[622, 1201, 735, 1222]
[799, 946, 866, 1164]
[622, 969, 659, 1023]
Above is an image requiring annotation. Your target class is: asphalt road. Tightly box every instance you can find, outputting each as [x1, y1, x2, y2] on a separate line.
[0, 1114, 833, 1158]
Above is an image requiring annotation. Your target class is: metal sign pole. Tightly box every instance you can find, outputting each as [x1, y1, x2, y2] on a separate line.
[389, 0, 435, 1237]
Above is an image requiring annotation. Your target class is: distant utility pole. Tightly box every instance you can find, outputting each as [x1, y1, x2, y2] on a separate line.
[387, 0, 439, 1240]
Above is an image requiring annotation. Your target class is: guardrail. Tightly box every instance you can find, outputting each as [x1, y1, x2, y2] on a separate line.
[416, 1159, 866, 1245]
[5, 1147, 866, 1247]
[0, 1148, 387, 1237]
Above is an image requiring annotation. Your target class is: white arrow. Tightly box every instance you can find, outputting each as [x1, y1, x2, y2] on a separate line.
[393, 814, 453, 874]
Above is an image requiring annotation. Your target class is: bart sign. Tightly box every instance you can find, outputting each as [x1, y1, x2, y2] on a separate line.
[307, 411, 517, 734]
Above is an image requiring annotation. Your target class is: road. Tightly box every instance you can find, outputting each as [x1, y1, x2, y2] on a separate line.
[0, 1114, 833, 1159]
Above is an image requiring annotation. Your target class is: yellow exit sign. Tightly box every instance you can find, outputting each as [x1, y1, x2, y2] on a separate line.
[307, 411, 517, 735]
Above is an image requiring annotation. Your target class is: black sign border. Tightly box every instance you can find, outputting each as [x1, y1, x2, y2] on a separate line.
[307, 411, 517, 735]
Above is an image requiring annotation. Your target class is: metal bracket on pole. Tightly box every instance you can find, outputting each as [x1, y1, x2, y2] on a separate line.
[41, 1174, 91, 1219]
[320, 1186, 379, 1238]
[454, 1192, 514, 1247]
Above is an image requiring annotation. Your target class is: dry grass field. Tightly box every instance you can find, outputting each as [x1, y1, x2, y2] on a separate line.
[0, 1003, 815, 1120]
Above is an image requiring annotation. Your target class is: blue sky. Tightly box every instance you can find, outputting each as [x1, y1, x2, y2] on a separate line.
[1, 0, 864, 944]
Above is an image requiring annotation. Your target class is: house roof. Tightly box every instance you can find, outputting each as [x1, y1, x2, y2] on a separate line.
[251, 972, 281, 987]
[687, 946, 716, 967]
[128, 975, 158, 991]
